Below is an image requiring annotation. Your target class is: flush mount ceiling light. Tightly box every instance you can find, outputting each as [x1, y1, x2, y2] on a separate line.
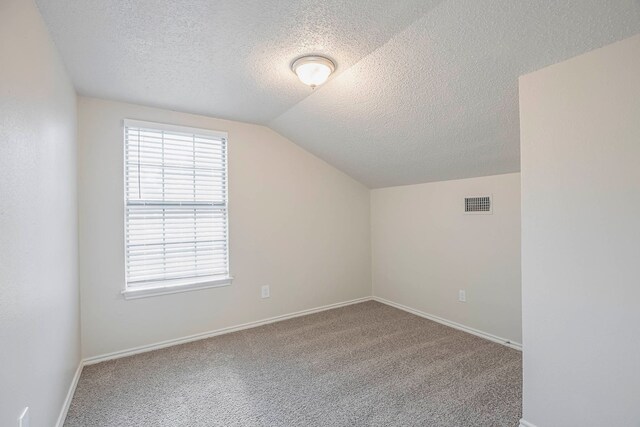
[291, 55, 336, 88]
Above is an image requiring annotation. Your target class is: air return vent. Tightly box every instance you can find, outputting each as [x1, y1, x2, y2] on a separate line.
[464, 196, 492, 214]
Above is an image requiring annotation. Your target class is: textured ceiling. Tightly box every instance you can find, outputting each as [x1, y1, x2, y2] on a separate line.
[34, 0, 440, 124]
[271, 0, 640, 187]
[36, 0, 640, 187]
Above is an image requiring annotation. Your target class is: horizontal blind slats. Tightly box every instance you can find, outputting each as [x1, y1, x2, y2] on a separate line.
[125, 122, 229, 288]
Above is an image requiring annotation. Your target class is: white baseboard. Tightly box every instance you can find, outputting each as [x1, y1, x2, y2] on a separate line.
[55, 362, 83, 427]
[519, 419, 537, 427]
[372, 296, 522, 351]
[83, 296, 373, 365]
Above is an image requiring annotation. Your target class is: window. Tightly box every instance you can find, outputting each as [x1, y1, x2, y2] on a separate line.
[122, 119, 230, 299]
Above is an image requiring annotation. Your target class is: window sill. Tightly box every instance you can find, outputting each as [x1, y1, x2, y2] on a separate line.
[122, 276, 233, 300]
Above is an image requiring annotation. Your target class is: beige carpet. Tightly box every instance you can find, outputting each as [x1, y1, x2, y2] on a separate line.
[65, 301, 522, 426]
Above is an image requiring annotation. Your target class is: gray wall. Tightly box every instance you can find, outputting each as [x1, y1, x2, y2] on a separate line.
[77, 97, 371, 359]
[372, 173, 522, 344]
[0, 0, 80, 425]
[520, 34, 640, 426]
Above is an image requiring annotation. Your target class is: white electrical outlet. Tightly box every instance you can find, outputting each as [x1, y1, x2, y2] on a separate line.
[458, 290, 466, 302]
[18, 407, 29, 427]
[261, 285, 270, 299]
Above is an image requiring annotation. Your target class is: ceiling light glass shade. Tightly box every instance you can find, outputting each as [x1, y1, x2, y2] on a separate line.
[292, 56, 335, 88]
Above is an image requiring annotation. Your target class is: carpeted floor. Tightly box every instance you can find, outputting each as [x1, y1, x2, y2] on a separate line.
[65, 301, 522, 426]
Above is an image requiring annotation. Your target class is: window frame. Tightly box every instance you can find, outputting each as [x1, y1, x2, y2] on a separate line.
[121, 119, 232, 300]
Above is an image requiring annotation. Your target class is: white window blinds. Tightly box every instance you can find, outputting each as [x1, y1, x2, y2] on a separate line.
[124, 120, 229, 289]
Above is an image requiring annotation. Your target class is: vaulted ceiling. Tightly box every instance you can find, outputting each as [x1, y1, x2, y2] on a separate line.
[36, 0, 640, 187]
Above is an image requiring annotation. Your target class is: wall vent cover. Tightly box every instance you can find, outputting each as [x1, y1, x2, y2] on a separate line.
[464, 196, 492, 214]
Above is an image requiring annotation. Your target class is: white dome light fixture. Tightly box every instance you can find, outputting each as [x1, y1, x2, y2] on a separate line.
[291, 55, 336, 88]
